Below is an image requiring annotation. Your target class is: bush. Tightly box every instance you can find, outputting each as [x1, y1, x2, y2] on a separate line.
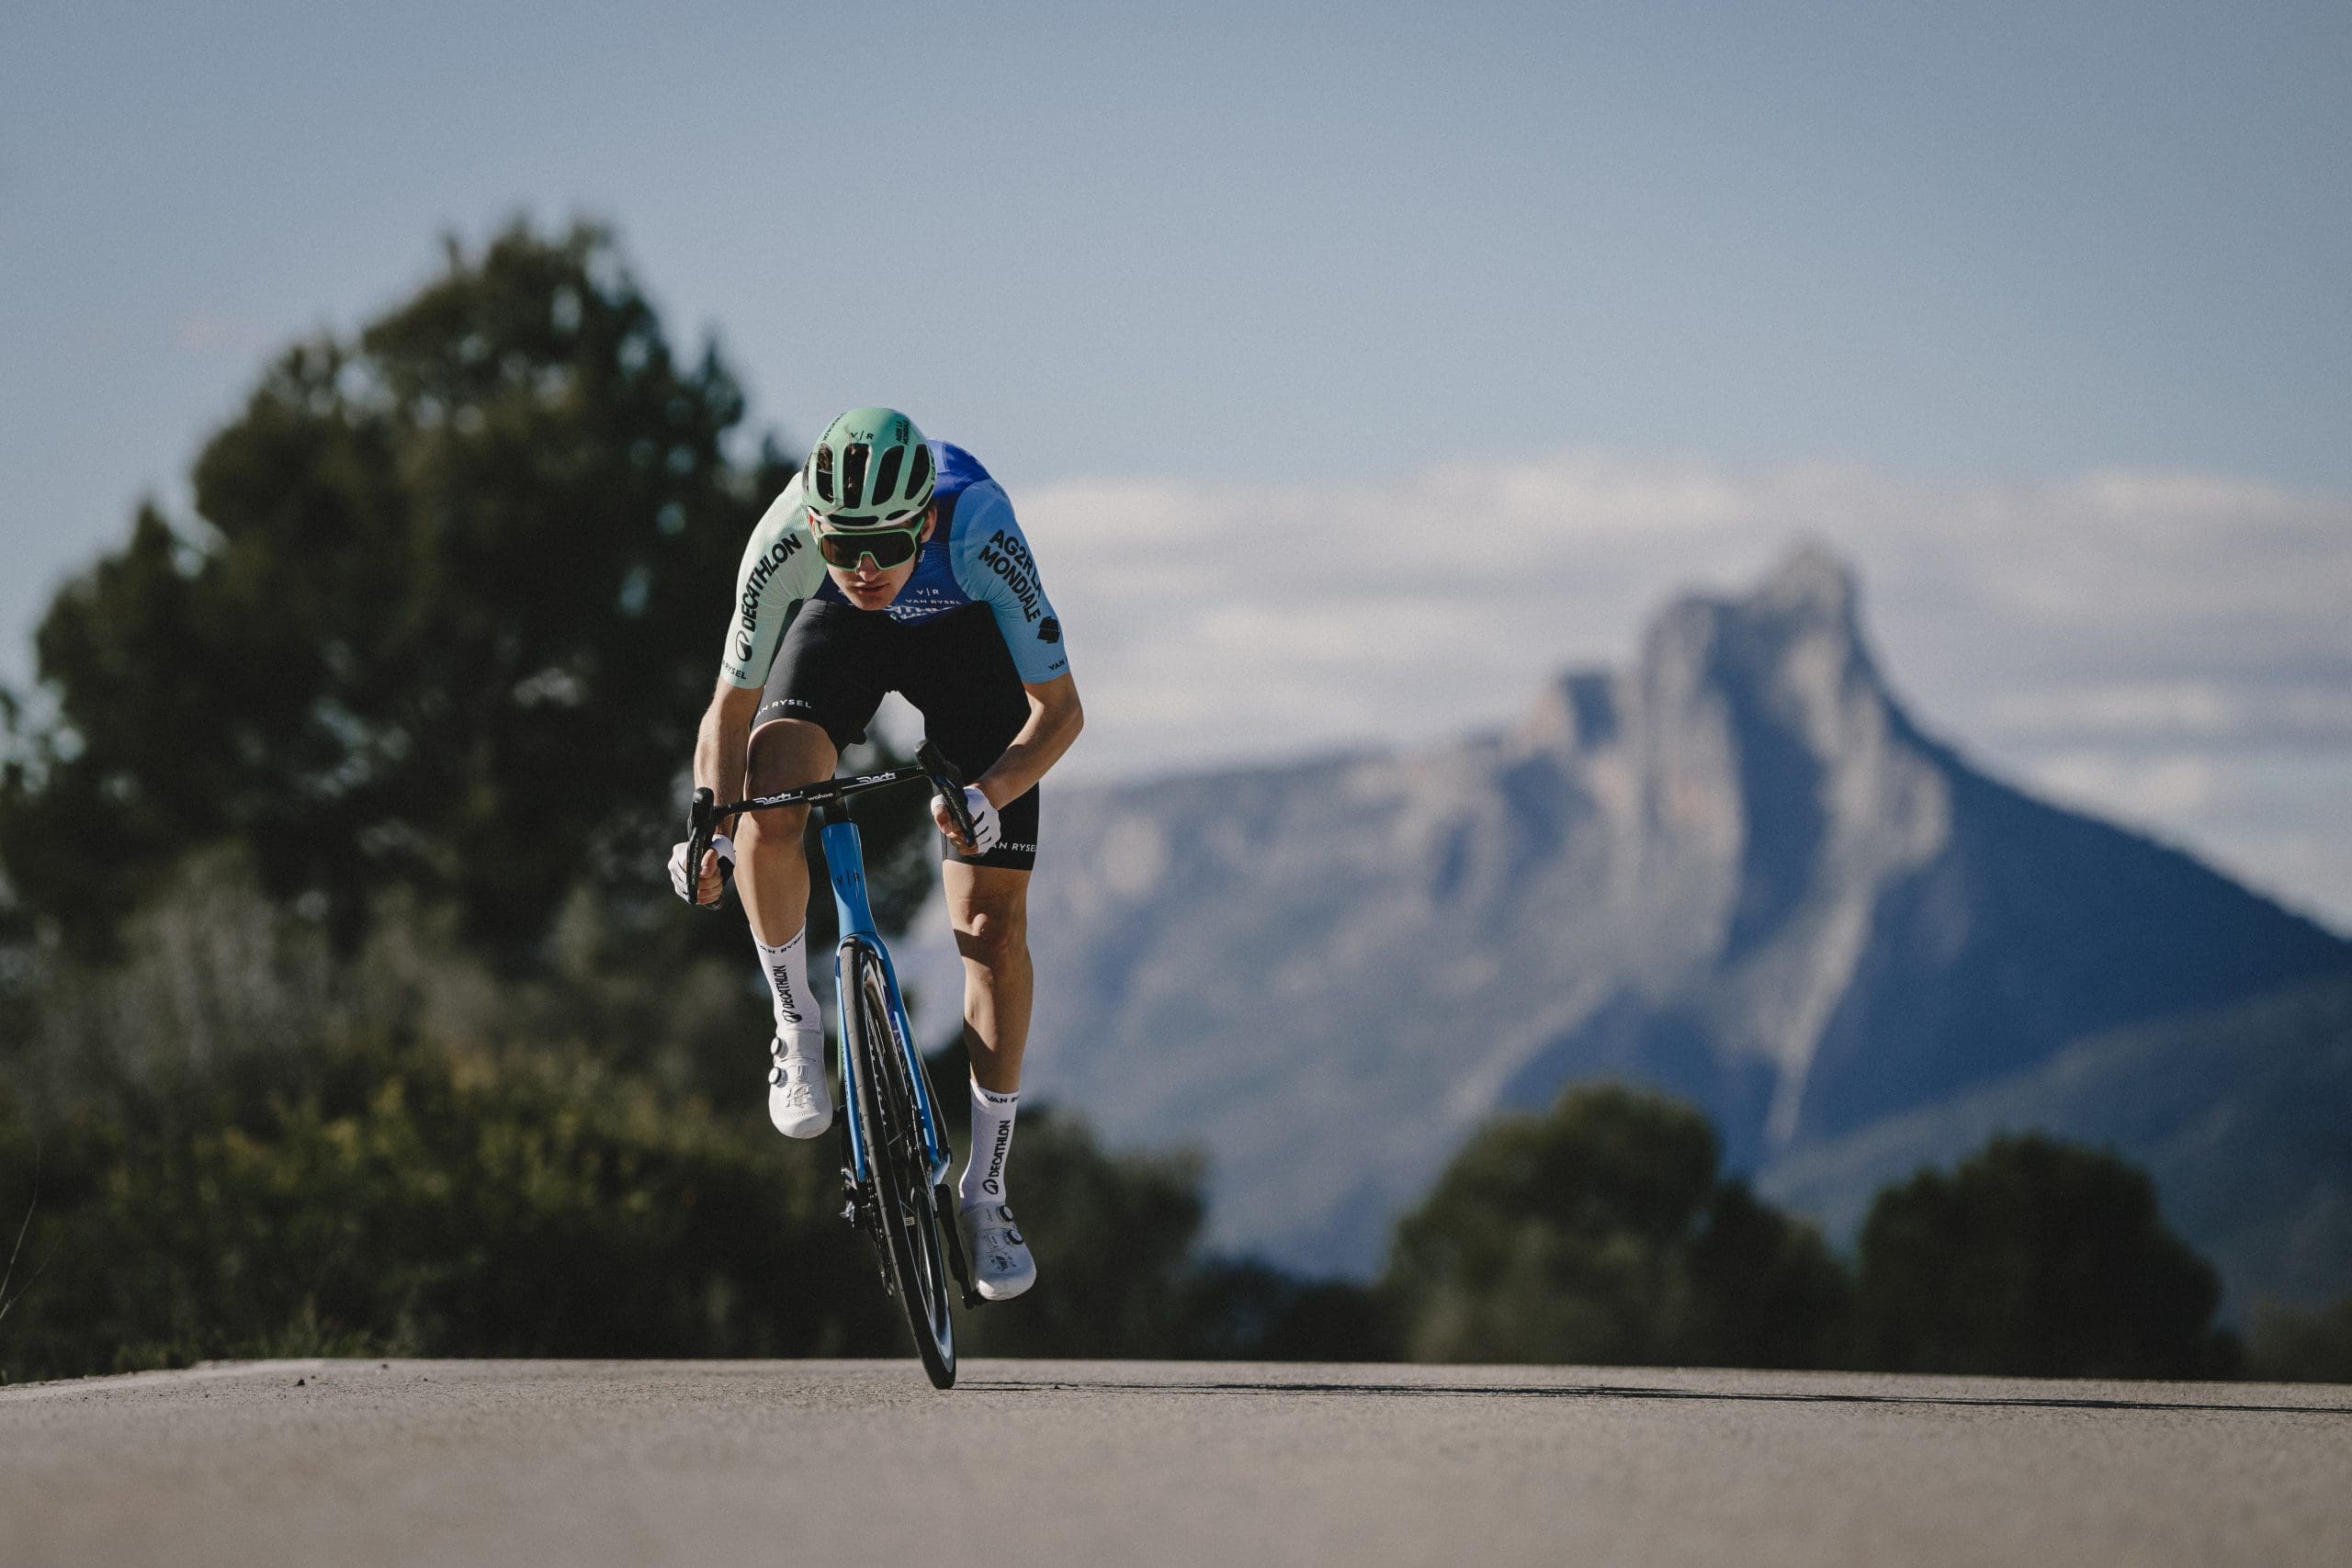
[1854, 1132, 2237, 1379]
[2247, 1294, 2352, 1383]
[1382, 1082, 1850, 1367]
[0, 1032, 915, 1382]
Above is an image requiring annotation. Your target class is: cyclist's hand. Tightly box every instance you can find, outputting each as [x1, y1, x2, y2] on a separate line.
[933, 785, 1001, 856]
[667, 833, 735, 905]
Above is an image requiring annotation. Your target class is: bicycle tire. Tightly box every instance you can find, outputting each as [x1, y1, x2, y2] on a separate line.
[844, 943, 957, 1389]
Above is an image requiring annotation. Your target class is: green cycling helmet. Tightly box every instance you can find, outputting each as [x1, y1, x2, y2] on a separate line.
[803, 406, 934, 526]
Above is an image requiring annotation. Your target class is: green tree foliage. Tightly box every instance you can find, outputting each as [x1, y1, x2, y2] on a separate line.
[1382, 1082, 1850, 1367]
[2247, 1294, 2352, 1383]
[0, 1045, 906, 1378]
[0, 221, 790, 957]
[0, 857, 1335, 1380]
[0, 851, 884, 1381]
[1854, 1132, 2237, 1378]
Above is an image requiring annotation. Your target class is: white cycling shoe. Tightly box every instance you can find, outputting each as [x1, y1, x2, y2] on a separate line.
[959, 1203, 1037, 1302]
[767, 1037, 832, 1139]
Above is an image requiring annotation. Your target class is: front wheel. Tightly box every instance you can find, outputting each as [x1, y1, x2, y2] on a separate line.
[843, 943, 956, 1389]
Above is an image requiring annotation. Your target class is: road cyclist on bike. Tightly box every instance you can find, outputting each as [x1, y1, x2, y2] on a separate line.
[668, 407, 1082, 1303]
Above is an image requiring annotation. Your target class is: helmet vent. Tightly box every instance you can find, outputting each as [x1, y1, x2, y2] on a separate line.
[811, 445, 834, 503]
[871, 446, 905, 509]
[908, 440, 933, 501]
[842, 442, 870, 509]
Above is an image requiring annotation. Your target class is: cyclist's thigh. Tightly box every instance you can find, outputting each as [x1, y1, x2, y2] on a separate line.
[756, 597, 892, 757]
[898, 605, 1037, 872]
[745, 716, 837, 795]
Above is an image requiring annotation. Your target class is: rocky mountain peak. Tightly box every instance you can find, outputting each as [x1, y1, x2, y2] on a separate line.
[1522, 545, 1871, 759]
[1753, 541, 1860, 629]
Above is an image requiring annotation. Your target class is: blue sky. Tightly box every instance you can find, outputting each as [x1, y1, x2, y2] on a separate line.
[4, 0, 2349, 919]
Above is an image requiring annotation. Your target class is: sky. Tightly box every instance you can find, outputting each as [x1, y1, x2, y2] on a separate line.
[4, 0, 2349, 923]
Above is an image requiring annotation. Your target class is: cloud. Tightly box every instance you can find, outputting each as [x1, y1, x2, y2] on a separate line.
[1007, 453, 2352, 925]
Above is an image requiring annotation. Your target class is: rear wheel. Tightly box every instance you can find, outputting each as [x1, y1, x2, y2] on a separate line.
[844, 944, 956, 1389]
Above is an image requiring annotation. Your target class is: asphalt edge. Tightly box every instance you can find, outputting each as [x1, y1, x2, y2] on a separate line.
[0, 1359, 330, 1404]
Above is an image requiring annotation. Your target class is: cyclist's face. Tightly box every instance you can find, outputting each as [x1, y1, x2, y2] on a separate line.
[815, 507, 934, 610]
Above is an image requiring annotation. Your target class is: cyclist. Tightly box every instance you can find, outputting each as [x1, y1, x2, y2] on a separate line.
[668, 408, 1080, 1303]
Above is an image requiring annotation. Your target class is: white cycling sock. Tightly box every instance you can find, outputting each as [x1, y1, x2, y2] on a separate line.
[754, 931, 820, 1055]
[959, 1078, 1019, 1212]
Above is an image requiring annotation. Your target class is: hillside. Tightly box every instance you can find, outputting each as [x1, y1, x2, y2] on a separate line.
[1758, 974, 2352, 1313]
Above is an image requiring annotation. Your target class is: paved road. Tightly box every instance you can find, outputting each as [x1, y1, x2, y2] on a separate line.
[5, 1359, 2348, 1566]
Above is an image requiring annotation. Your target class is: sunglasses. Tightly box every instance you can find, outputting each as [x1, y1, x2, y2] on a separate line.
[811, 511, 927, 570]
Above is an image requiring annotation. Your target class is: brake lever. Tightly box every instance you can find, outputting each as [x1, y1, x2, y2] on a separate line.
[685, 786, 718, 910]
[915, 740, 978, 846]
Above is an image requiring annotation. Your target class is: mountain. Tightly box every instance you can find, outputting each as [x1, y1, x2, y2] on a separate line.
[904, 547, 2352, 1281]
[1757, 974, 2352, 1314]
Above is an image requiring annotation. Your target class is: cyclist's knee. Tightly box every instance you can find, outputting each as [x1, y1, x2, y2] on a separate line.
[956, 904, 1028, 968]
[738, 802, 809, 847]
[740, 718, 833, 848]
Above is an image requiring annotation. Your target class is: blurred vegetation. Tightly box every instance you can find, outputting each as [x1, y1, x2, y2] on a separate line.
[2246, 1294, 2352, 1383]
[1852, 1132, 2240, 1379]
[0, 852, 1362, 1381]
[1381, 1083, 1850, 1368]
[0, 221, 785, 961]
[0, 220, 2282, 1384]
[1377, 1089, 2245, 1380]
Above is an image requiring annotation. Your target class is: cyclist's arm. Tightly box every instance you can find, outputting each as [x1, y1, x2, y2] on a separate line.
[698, 479, 824, 833]
[973, 671, 1084, 809]
[694, 679, 764, 839]
[946, 479, 1080, 807]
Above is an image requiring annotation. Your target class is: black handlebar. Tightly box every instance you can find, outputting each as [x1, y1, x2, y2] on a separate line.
[683, 741, 975, 911]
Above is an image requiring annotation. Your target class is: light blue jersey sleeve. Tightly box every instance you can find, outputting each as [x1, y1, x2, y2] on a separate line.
[718, 476, 827, 688]
[949, 479, 1070, 683]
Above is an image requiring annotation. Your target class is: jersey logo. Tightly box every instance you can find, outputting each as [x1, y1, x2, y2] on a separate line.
[736, 534, 806, 661]
[976, 528, 1044, 623]
[1038, 617, 1061, 644]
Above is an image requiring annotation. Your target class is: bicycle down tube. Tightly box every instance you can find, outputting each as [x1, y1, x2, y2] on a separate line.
[818, 796, 952, 1191]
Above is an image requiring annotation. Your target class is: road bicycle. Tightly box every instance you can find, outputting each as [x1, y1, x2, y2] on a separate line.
[684, 741, 980, 1389]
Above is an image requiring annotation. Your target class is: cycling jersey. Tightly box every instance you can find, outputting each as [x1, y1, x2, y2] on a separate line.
[718, 443, 1068, 691]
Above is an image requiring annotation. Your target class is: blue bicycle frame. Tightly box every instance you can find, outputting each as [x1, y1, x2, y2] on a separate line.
[820, 805, 953, 1191]
[687, 739, 982, 1386]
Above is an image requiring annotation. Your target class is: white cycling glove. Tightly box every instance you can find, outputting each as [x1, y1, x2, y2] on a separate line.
[951, 785, 1001, 856]
[668, 832, 735, 904]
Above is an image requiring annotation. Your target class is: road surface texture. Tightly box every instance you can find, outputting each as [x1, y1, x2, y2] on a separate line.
[5, 1359, 2348, 1566]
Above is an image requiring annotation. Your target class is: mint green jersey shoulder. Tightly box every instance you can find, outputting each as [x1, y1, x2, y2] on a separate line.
[719, 474, 827, 688]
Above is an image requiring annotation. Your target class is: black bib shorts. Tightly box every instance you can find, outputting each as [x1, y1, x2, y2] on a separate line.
[753, 598, 1040, 871]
